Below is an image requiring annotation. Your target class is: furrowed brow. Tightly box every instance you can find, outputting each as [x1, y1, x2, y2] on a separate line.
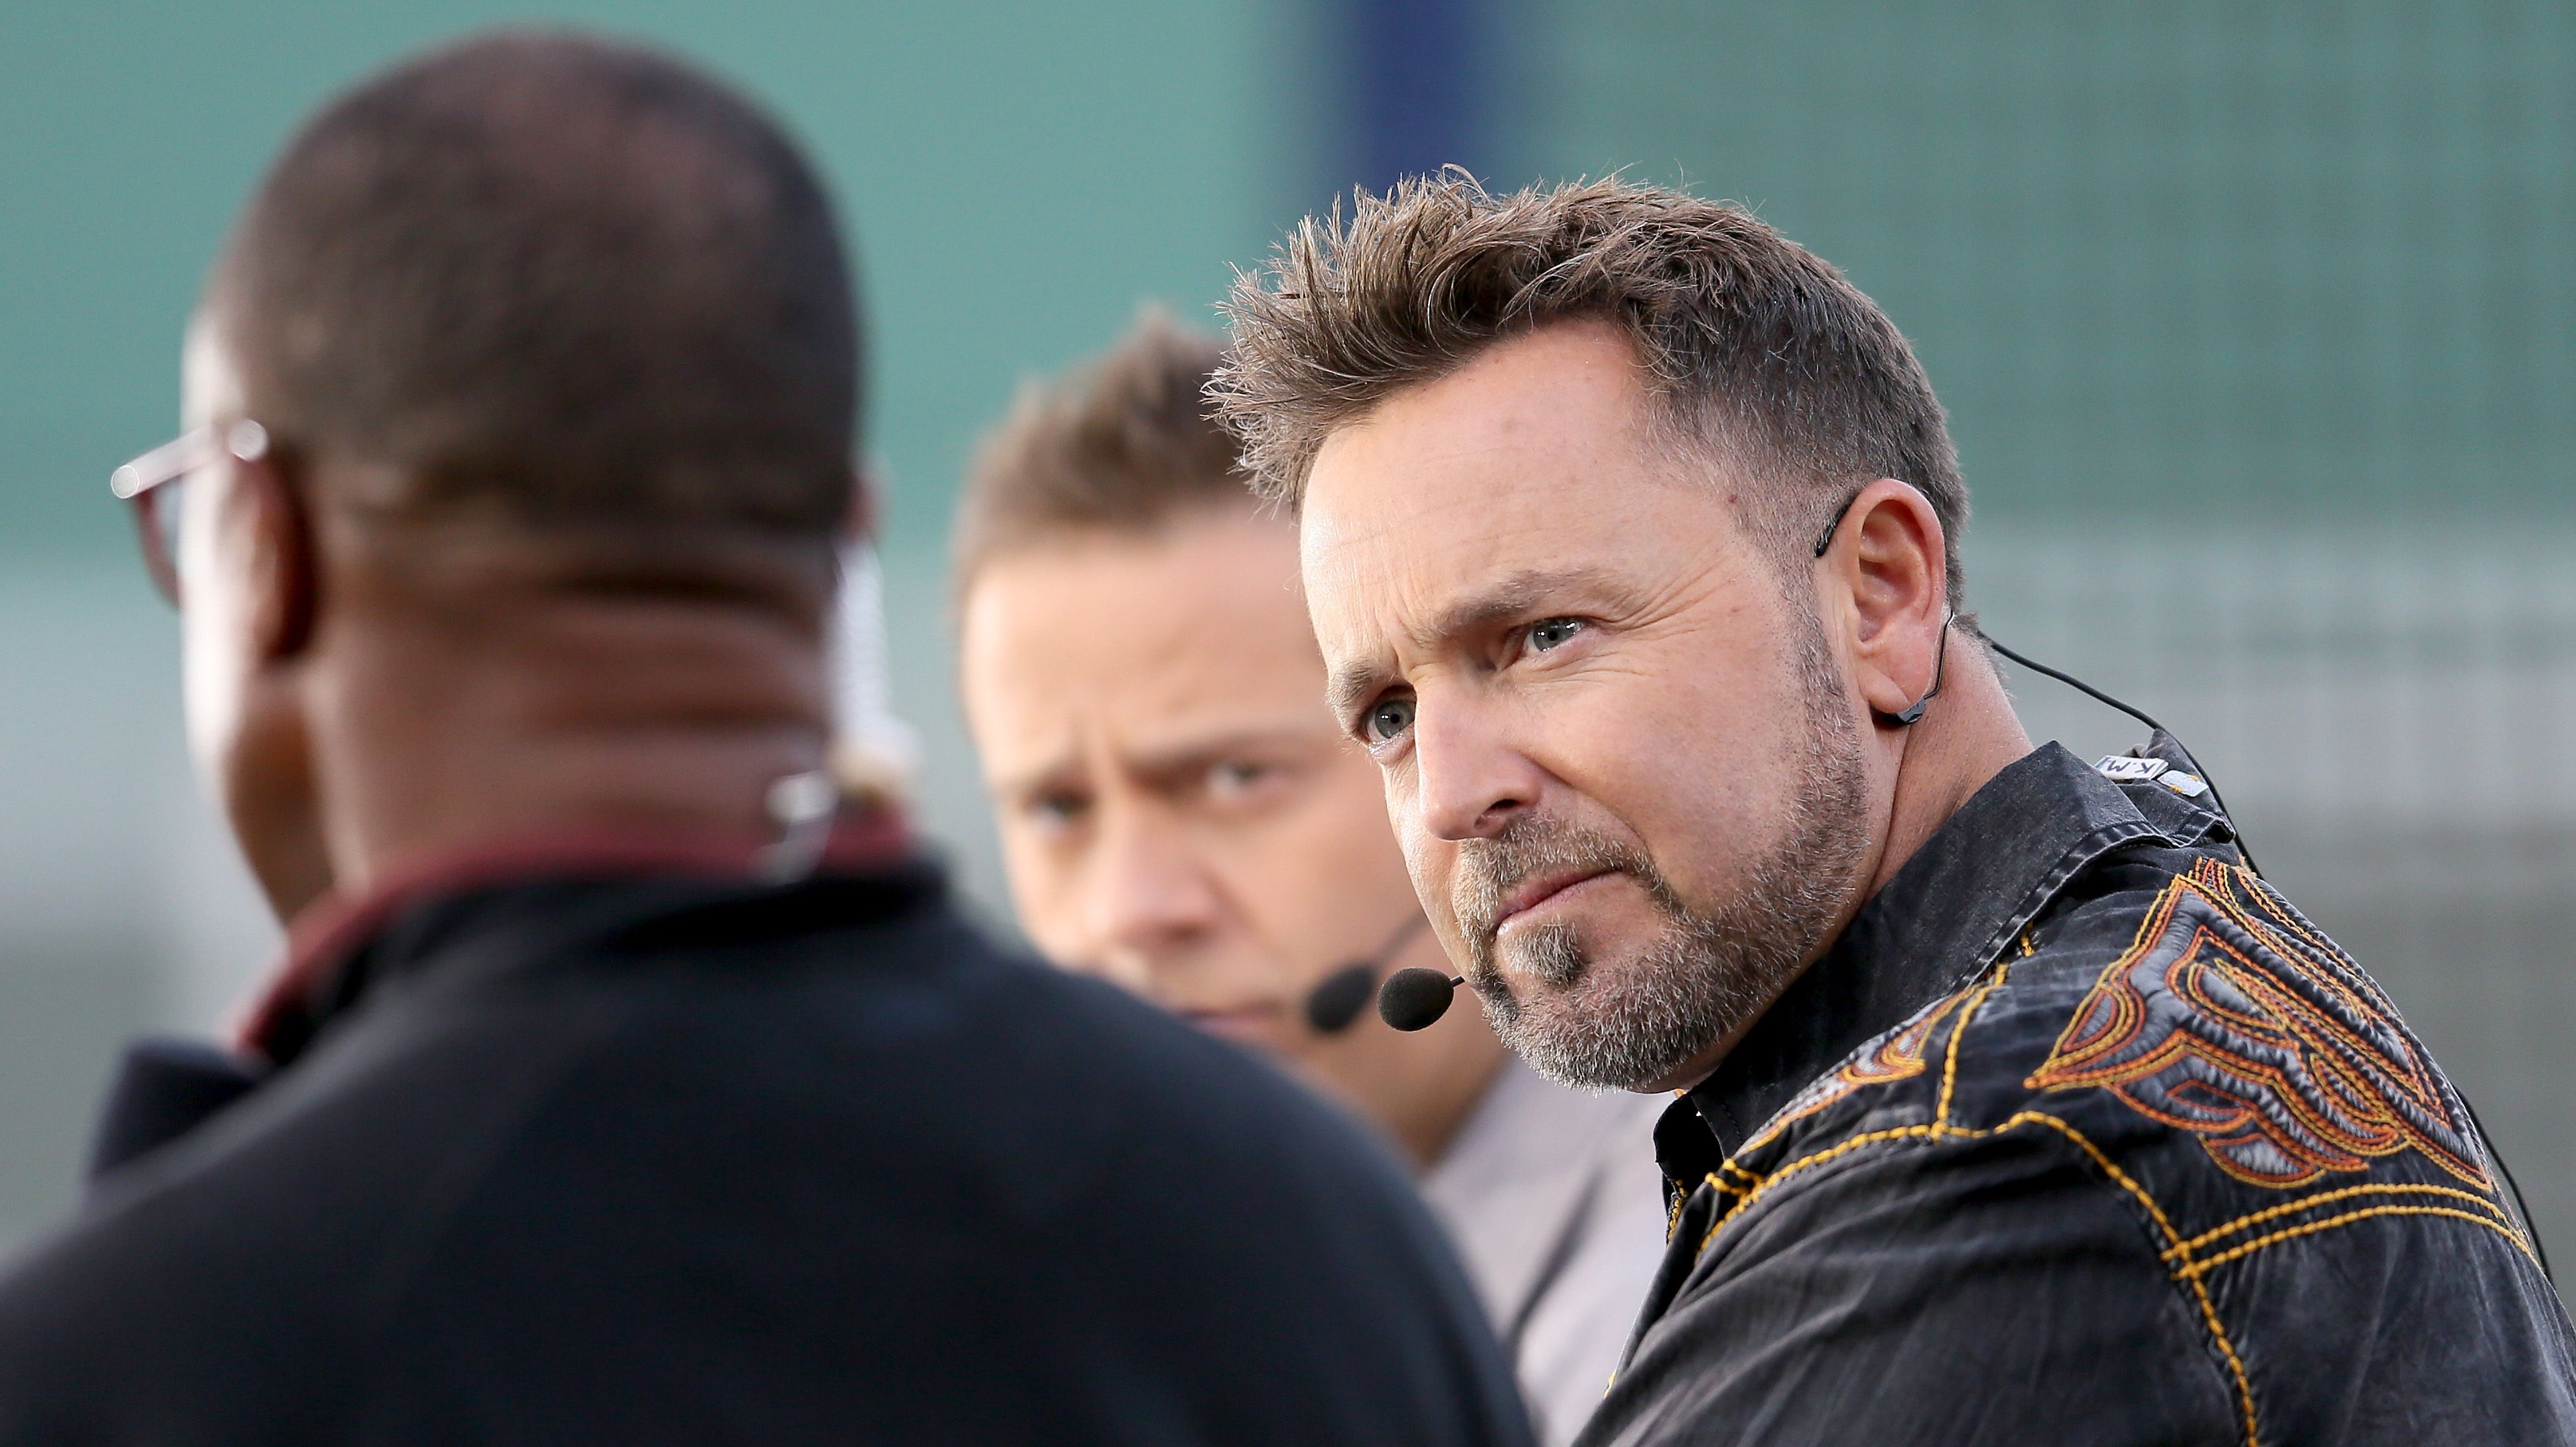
[1416, 566, 1624, 647]
[1121, 724, 1321, 788]
[989, 754, 1080, 806]
[1327, 662, 1389, 726]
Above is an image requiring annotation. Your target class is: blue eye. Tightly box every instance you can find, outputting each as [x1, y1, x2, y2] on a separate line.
[1526, 618, 1585, 652]
[1026, 790, 1088, 831]
[1206, 760, 1271, 797]
[1364, 695, 1416, 744]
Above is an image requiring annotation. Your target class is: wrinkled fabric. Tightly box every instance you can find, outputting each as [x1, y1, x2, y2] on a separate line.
[0, 856, 1534, 1447]
[1581, 739, 2576, 1447]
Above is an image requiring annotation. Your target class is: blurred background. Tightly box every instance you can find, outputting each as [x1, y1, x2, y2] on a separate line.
[1, 1, 2567, 1252]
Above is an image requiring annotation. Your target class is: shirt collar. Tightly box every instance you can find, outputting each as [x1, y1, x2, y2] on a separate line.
[239, 807, 911, 1066]
[1678, 742, 2183, 1162]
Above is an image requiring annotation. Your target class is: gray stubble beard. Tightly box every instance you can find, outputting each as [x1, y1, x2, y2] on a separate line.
[1457, 614, 1870, 1093]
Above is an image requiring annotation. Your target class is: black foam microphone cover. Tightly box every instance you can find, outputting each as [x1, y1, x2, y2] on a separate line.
[1303, 963, 1378, 1034]
[1378, 967, 1461, 1032]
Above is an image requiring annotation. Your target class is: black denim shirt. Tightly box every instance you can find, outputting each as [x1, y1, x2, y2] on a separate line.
[1581, 738, 2576, 1446]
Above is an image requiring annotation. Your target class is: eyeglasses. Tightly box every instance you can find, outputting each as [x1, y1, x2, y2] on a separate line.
[108, 419, 269, 607]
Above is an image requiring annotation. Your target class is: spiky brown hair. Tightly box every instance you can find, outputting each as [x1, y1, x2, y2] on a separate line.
[1210, 173, 1966, 592]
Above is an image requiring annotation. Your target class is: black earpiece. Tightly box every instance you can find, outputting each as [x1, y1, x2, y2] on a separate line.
[1877, 608, 1954, 728]
[1812, 487, 1951, 730]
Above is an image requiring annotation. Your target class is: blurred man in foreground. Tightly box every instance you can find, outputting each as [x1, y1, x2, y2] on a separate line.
[954, 316, 1666, 1445]
[1215, 174, 2576, 1444]
[0, 37, 1532, 1446]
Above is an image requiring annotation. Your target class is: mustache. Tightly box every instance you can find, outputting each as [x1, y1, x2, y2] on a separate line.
[1453, 815, 1666, 970]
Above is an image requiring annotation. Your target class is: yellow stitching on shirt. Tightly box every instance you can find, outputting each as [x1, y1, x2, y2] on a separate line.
[1698, 1124, 1944, 1251]
[1934, 955, 2016, 1134]
[1737, 993, 1971, 1158]
[1686, 873, 2510, 1443]
[2005, 1111, 2261, 1447]
[2208, 863, 2340, 981]
[2005, 1112, 2184, 1247]
[2026, 865, 2490, 1191]
[2200, 864, 2410, 1049]
[1700, 1111, 2189, 1253]
[2179, 1204, 2535, 1280]
[2206, 866, 2398, 1035]
[1697, 1111, 2261, 1446]
[2115, 871, 2173, 958]
[2165, 1182, 2524, 1261]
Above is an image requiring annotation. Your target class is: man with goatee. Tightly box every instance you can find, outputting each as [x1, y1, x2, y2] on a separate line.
[1216, 173, 2576, 1445]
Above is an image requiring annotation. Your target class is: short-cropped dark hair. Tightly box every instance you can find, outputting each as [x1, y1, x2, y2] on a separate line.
[952, 310, 1249, 595]
[210, 30, 860, 545]
[1211, 174, 1966, 597]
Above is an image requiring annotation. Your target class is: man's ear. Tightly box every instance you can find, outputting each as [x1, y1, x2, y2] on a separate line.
[1820, 478, 1948, 725]
[238, 450, 319, 662]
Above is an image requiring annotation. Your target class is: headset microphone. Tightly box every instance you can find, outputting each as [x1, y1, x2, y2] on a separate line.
[1302, 914, 1432, 1034]
[1377, 967, 1465, 1032]
[1301, 965, 1377, 1034]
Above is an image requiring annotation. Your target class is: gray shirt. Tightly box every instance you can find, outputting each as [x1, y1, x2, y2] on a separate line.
[1421, 1059, 1670, 1447]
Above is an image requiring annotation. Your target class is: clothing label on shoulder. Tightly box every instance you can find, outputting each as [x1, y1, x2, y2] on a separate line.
[2092, 754, 2169, 783]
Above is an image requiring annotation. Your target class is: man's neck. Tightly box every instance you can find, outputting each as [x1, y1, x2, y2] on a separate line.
[311, 592, 834, 896]
[1867, 643, 2034, 900]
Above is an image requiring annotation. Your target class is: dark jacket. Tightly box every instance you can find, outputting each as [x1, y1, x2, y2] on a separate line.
[1583, 738, 2576, 1446]
[0, 847, 1534, 1446]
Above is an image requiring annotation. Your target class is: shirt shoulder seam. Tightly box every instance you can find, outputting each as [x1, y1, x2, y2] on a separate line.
[1695, 1107, 2261, 1446]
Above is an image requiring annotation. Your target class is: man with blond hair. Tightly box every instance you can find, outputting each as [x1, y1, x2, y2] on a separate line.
[954, 312, 1666, 1445]
[1213, 174, 2576, 1444]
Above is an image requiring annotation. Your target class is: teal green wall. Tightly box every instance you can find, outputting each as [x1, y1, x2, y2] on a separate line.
[0, 1, 1295, 565]
[3, 0, 2573, 1251]
[0, 0, 1310, 1242]
[21, 4, 2563, 557]
[1519, 1, 2576, 521]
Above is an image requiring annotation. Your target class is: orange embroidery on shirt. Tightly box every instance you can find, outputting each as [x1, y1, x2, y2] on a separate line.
[2028, 858, 2488, 1190]
[1738, 989, 1964, 1154]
